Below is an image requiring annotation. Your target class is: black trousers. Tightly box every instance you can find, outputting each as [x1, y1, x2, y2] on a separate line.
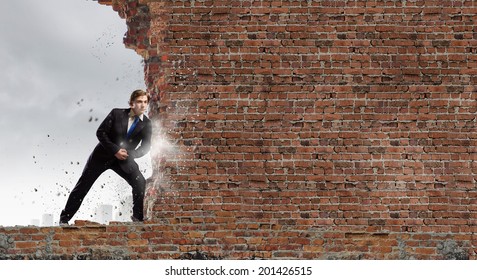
[60, 158, 145, 223]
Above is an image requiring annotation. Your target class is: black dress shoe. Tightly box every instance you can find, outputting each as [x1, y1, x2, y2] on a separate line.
[59, 220, 69, 226]
[131, 216, 143, 222]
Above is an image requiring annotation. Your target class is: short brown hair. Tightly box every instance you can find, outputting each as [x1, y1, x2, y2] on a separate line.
[129, 89, 150, 105]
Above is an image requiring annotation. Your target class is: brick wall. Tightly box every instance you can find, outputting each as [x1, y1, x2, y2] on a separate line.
[2, 0, 477, 259]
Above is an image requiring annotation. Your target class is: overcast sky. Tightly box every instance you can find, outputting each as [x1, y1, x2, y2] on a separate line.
[0, 0, 148, 226]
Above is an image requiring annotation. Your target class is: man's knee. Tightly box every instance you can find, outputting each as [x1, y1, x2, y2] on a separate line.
[132, 174, 146, 192]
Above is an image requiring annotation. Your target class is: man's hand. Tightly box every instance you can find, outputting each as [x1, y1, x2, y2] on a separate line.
[115, 149, 129, 160]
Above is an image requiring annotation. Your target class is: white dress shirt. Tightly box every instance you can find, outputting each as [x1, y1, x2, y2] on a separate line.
[127, 112, 144, 131]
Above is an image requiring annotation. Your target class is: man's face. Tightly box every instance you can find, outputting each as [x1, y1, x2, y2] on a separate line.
[130, 95, 148, 116]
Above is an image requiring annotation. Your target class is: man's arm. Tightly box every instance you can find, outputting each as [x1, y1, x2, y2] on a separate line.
[96, 109, 121, 156]
[129, 120, 152, 159]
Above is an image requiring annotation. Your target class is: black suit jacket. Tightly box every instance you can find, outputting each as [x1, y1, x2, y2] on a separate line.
[90, 108, 152, 174]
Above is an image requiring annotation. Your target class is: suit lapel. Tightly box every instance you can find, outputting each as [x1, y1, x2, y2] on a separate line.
[129, 119, 145, 139]
[121, 109, 130, 138]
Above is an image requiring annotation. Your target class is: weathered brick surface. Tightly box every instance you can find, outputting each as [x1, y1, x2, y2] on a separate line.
[2, 0, 477, 259]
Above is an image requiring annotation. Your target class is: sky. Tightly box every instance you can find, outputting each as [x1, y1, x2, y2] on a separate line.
[0, 0, 148, 226]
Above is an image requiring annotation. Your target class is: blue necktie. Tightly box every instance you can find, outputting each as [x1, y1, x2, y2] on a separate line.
[127, 116, 139, 139]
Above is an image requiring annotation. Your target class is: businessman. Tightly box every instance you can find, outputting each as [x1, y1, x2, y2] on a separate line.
[59, 89, 152, 225]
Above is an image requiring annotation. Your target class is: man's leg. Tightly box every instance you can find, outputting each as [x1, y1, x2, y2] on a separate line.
[111, 163, 146, 221]
[59, 160, 107, 223]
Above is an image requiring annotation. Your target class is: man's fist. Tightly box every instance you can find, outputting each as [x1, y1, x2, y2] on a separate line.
[115, 149, 129, 160]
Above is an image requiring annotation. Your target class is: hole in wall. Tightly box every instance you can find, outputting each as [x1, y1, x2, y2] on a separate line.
[0, 0, 146, 226]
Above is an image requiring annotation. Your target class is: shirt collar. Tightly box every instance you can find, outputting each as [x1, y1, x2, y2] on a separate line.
[129, 110, 144, 121]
